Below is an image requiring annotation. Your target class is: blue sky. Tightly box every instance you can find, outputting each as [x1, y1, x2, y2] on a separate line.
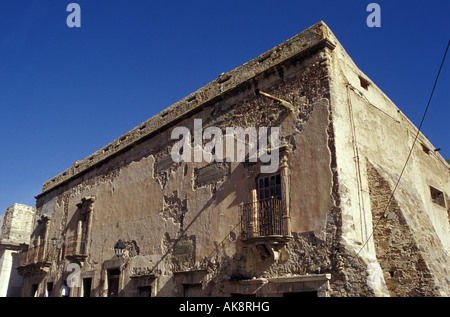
[0, 0, 449, 214]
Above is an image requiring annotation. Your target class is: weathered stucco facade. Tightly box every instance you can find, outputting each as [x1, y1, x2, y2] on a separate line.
[0, 204, 35, 296]
[17, 22, 449, 297]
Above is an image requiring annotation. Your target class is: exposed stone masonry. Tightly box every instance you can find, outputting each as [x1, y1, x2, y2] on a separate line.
[367, 161, 442, 296]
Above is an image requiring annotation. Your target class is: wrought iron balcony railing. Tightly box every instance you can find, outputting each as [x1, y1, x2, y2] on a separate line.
[17, 242, 51, 268]
[17, 236, 89, 269]
[239, 198, 290, 241]
[64, 236, 88, 259]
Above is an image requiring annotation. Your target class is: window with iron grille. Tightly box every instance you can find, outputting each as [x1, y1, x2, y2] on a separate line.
[257, 174, 282, 201]
[240, 173, 287, 240]
[430, 186, 446, 208]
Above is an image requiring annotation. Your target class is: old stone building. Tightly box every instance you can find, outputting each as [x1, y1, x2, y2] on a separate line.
[17, 21, 449, 297]
[0, 204, 35, 296]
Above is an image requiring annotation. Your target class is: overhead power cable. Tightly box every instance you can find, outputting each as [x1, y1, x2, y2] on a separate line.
[356, 39, 450, 256]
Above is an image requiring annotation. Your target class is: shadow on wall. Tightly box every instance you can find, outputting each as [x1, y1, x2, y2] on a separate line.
[117, 162, 250, 297]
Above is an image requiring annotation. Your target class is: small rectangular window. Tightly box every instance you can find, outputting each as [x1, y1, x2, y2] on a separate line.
[422, 144, 431, 154]
[107, 269, 121, 297]
[138, 286, 152, 297]
[82, 278, 92, 297]
[31, 284, 39, 297]
[46, 282, 53, 297]
[257, 173, 282, 201]
[359, 76, 370, 90]
[430, 186, 446, 208]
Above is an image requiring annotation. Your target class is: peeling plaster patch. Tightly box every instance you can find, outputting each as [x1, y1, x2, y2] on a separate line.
[161, 191, 188, 224]
[194, 163, 230, 188]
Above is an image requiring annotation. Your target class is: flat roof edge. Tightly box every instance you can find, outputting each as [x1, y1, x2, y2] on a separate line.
[38, 21, 336, 198]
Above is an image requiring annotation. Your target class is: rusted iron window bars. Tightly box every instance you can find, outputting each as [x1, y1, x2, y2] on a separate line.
[239, 198, 288, 240]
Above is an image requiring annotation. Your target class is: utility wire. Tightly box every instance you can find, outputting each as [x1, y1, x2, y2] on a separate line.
[357, 40, 450, 256]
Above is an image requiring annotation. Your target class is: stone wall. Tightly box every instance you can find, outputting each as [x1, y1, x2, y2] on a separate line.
[367, 161, 443, 296]
[329, 26, 449, 296]
[1, 204, 35, 244]
[0, 204, 35, 297]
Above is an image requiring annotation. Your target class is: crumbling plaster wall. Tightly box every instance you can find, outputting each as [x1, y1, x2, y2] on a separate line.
[329, 29, 450, 296]
[367, 161, 448, 296]
[33, 26, 353, 296]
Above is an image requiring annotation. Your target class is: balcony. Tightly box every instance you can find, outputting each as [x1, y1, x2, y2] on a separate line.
[239, 198, 291, 243]
[17, 242, 52, 275]
[64, 236, 88, 261]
